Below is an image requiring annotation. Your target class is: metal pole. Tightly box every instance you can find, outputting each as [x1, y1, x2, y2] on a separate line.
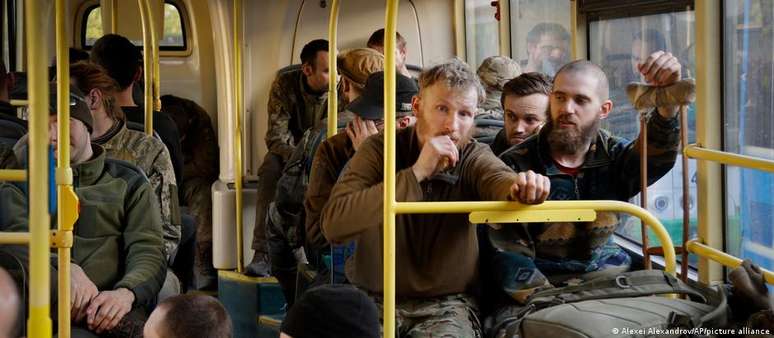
[383, 0, 399, 336]
[326, 0, 339, 138]
[55, 0, 72, 336]
[498, 0, 510, 57]
[233, 0, 245, 273]
[25, 0, 52, 335]
[147, 0, 161, 111]
[679, 106, 690, 281]
[138, 0, 153, 136]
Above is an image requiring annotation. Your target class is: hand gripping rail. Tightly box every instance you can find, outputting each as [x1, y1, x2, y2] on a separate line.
[379, 2, 675, 337]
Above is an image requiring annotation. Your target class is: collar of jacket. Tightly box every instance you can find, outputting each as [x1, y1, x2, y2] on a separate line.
[533, 126, 616, 176]
[72, 144, 106, 186]
[92, 119, 125, 146]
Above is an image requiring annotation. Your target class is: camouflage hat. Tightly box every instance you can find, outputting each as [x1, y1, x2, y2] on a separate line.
[337, 48, 385, 87]
[477, 56, 522, 91]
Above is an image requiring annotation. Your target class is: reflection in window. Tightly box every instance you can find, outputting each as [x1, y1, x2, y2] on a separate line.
[84, 6, 103, 46]
[508, 0, 571, 77]
[465, 0, 499, 69]
[161, 3, 185, 48]
[589, 11, 698, 264]
[724, 0, 774, 275]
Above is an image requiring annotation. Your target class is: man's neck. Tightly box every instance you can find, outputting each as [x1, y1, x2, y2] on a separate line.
[116, 86, 136, 107]
[91, 110, 116, 139]
[551, 147, 589, 169]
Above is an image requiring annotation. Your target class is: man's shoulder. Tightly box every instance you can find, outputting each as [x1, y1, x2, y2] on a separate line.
[273, 68, 303, 88]
[103, 157, 151, 191]
[498, 135, 541, 169]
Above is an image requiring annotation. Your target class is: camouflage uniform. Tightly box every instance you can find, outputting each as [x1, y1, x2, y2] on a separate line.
[94, 120, 182, 262]
[252, 67, 326, 257]
[475, 56, 521, 143]
[373, 293, 482, 338]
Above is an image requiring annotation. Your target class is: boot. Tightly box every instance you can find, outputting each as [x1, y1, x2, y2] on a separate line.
[245, 251, 271, 277]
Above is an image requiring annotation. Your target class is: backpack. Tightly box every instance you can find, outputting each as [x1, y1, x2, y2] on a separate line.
[495, 270, 729, 338]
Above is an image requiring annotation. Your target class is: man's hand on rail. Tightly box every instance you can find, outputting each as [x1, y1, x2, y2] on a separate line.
[509, 170, 550, 204]
[412, 135, 459, 182]
[637, 50, 682, 118]
[71, 263, 99, 323]
[86, 288, 135, 333]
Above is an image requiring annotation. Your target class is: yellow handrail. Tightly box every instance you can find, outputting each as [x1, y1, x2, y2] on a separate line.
[685, 144, 774, 173]
[383, 1, 399, 337]
[327, 0, 339, 138]
[26, 0, 52, 336]
[148, 0, 161, 111]
[138, 0, 154, 136]
[0, 232, 31, 244]
[9, 99, 28, 106]
[570, 0, 577, 60]
[0, 169, 26, 181]
[55, 0, 74, 336]
[686, 240, 774, 285]
[453, 0, 466, 60]
[498, 0, 510, 57]
[233, 0, 245, 273]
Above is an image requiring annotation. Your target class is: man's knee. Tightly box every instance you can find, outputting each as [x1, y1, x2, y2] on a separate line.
[406, 296, 482, 338]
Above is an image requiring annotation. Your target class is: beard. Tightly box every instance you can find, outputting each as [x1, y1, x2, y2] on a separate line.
[546, 114, 601, 155]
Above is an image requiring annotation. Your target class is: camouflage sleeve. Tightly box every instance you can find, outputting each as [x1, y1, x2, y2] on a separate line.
[265, 77, 296, 161]
[147, 145, 182, 263]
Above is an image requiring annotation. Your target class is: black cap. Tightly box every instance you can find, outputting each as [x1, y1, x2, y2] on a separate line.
[280, 284, 380, 338]
[49, 83, 93, 133]
[347, 71, 418, 120]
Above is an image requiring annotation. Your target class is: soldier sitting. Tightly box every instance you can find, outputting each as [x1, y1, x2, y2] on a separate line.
[488, 53, 682, 337]
[2, 84, 166, 338]
[321, 59, 550, 337]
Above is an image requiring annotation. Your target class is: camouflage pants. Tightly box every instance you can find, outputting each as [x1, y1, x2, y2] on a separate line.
[252, 152, 284, 253]
[373, 293, 482, 338]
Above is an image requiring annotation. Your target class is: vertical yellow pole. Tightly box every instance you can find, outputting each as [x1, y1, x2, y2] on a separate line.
[138, 0, 153, 136]
[55, 0, 72, 337]
[498, 0, 511, 57]
[570, 0, 578, 60]
[694, 0, 723, 284]
[383, 1, 398, 336]
[233, 0, 245, 273]
[327, 0, 339, 138]
[26, 0, 52, 336]
[110, 0, 118, 33]
[453, 0, 466, 60]
[147, 0, 161, 111]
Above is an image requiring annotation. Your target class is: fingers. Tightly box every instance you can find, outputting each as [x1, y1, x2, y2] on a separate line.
[539, 175, 551, 202]
[365, 120, 379, 135]
[513, 171, 550, 204]
[106, 306, 129, 333]
[639, 51, 681, 86]
[86, 293, 107, 327]
[92, 303, 115, 332]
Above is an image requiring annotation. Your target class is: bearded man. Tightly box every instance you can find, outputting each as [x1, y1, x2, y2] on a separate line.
[488, 53, 683, 337]
[320, 59, 551, 337]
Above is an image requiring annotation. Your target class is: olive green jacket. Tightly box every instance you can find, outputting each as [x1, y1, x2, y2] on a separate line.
[2, 145, 166, 307]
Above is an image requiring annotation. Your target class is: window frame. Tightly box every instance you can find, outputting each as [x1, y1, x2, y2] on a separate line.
[580, 0, 704, 274]
[77, 0, 192, 56]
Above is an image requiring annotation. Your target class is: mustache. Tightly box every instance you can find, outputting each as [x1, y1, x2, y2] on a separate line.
[556, 114, 579, 125]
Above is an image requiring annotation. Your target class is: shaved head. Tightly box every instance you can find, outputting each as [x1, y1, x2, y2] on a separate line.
[554, 60, 609, 101]
[0, 267, 19, 338]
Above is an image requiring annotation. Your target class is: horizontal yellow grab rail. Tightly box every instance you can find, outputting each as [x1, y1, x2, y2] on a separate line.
[469, 209, 596, 224]
[0, 169, 26, 182]
[0, 232, 31, 244]
[395, 200, 676, 275]
[10, 100, 28, 106]
[686, 240, 774, 285]
[684, 144, 774, 173]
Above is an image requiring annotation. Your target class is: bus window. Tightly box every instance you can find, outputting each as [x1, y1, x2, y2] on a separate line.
[589, 10, 698, 263]
[508, 0, 571, 77]
[83, 5, 103, 47]
[161, 2, 186, 50]
[465, 0, 500, 69]
[723, 0, 774, 276]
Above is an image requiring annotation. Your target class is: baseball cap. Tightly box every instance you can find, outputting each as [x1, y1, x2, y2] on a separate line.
[337, 48, 385, 87]
[347, 71, 418, 120]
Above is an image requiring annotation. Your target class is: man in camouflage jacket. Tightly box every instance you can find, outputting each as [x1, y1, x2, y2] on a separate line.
[247, 39, 330, 276]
